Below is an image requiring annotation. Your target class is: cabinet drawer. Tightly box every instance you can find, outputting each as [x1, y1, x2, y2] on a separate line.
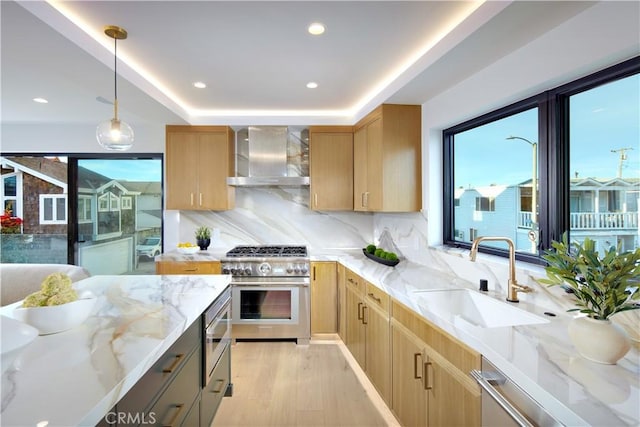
[201, 344, 231, 427]
[345, 269, 365, 296]
[156, 261, 221, 275]
[391, 299, 480, 375]
[365, 282, 389, 313]
[118, 320, 201, 418]
[148, 347, 201, 427]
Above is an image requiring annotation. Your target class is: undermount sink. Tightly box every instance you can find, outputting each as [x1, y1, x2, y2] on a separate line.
[413, 289, 549, 328]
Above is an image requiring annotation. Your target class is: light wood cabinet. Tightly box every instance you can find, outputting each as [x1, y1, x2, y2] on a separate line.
[309, 126, 354, 211]
[337, 263, 347, 341]
[310, 261, 337, 334]
[353, 104, 422, 212]
[344, 269, 391, 404]
[391, 298, 481, 427]
[166, 125, 235, 211]
[156, 260, 221, 275]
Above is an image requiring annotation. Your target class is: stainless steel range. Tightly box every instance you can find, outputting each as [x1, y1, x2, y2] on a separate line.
[222, 245, 310, 345]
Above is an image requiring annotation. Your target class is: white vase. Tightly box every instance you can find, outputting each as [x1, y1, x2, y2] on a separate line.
[568, 316, 631, 364]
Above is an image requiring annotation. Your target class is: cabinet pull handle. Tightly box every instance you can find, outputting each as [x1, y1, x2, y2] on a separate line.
[367, 292, 382, 304]
[424, 361, 433, 390]
[347, 277, 355, 284]
[199, 193, 203, 206]
[361, 192, 366, 208]
[413, 353, 423, 380]
[357, 302, 363, 320]
[313, 266, 316, 281]
[211, 378, 226, 394]
[184, 268, 198, 272]
[162, 403, 185, 427]
[190, 193, 194, 206]
[362, 305, 368, 325]
[162, 354, 184, 374]
[314, 193, 318, 208]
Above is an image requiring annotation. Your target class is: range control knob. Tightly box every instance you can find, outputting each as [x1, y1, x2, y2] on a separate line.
[286, 264, 294, 274]
[299, 264, 308, 275]
[258, 262, 272, 276]
[221, 264, 231, 275]
[244, 266, 252, 275]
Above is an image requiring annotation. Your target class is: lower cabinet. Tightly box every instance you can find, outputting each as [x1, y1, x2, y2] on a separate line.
[344, 268, 391, 405]
[391, 299, 481, 427]
[201, 344, 231, 427]
[114, 319, 202, 427]
[310, 261, 338, 334]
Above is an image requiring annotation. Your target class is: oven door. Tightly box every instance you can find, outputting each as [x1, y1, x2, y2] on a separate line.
[232, 284, 300, 325]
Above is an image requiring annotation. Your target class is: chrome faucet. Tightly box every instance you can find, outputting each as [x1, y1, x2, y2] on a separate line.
[469, 237, 532, 302]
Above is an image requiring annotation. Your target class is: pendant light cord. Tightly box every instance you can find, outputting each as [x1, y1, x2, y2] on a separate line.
[113, 35, 118, 120]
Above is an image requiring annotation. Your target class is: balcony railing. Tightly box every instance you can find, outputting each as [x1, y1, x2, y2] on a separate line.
[518, 211, 639, 230]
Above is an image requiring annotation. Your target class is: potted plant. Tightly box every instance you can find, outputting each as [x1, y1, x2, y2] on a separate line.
[540, 233, 640, 364]
[195, 226, 212, 250]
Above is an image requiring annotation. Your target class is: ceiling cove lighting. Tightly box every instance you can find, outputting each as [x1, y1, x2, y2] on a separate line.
[193, 81, 207, 89]
[96, 25, 134, 151]
[33, 98, 48, 104]
[307, 23, 325, 35]
[306, 82, 318, 89]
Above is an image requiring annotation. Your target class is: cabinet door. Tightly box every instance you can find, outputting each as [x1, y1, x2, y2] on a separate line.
[364, 116, 383, 211]
[345, 284, 366, 369]
[391, 322, 427, 427]
[310, 262, 337, 334]
[166, 132, 199, 210]
[353, 126, 368, 211]
[427, 351, 481, 427]
[364, 301, 391, 405]
[309, 129, 353, 210]
[197, 131, 233, 210]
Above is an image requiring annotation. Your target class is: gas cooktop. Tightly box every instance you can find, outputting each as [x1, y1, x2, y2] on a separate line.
[225, 245, 308, 258]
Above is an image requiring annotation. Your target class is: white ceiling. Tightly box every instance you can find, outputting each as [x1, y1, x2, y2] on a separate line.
[1, 1, 601, 128]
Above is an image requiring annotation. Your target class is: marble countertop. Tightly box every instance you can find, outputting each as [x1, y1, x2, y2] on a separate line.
[1, 274, 231, 427]
[311, 249, 639, 426]
[155, 250, 224, 262]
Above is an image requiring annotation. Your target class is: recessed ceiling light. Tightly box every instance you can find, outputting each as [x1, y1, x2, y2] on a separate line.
[306, 82, 318, 89]
[33, 97, 48, 104]
[193, 82, 207, 89]
[308, 23, 325, 35]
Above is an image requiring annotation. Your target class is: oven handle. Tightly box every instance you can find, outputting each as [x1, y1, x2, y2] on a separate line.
[231, 281, 309, 287]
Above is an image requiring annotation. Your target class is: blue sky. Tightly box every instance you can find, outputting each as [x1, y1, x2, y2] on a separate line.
[454, 74, 639, 188]
[78, 159, 162, 182]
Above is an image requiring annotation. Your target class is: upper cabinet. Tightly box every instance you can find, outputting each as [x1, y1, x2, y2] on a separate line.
[166, 125, 235, 211]
[309, 126, 354, 211]
[353, 104, 422, 212]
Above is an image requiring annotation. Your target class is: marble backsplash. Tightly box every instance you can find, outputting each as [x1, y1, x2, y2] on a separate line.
[164, 186, 639, 340]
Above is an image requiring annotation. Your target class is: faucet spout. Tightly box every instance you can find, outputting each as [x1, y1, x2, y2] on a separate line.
[469, 236, 532, 302]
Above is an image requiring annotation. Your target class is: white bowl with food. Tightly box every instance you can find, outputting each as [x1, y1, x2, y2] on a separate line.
[1, 315, 39, 374]
[177, 244, 199, 254]
[13, 295, 96, 335]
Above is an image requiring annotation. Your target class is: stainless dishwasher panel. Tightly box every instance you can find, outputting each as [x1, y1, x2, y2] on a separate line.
[471, 357, 564, 427]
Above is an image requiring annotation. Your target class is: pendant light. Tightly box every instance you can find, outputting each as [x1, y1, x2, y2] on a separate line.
[96, 25, 134, 151]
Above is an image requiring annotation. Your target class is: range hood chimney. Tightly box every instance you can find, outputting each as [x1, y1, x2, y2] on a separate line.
[227, 126, 310, 186]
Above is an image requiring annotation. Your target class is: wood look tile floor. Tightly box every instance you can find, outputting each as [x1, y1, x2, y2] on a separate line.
[211, 340, 398, 427]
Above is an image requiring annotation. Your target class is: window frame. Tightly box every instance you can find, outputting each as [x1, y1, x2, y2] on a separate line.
[443, 56, 639, 264]
[39, 194, 67, 225]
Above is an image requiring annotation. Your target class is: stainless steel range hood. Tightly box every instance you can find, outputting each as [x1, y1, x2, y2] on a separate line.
[227, 126, 309, 186]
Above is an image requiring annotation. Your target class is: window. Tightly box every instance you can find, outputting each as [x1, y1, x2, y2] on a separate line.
[444, 56, 639, 261]
[98, 194, 109, 212]
[109, 193, 120, 211]
[78, 195, 92, 222]
[1, 173, 21, 217]
[40, 194, 67, 224]
[121, 196, 132, 210]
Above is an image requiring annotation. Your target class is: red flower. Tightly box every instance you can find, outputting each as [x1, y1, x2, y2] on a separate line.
[1, 213, 23, 233]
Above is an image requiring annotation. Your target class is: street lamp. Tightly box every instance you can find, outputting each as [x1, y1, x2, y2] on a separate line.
[507, 135, 538, 253]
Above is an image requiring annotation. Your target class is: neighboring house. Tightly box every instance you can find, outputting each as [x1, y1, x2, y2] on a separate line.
[1, 156, 68, 236]
[121, 181, 162, 232]
[455, 177, 639, 252]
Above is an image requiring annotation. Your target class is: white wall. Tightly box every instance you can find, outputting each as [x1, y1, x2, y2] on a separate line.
[423, 1, 640, 246]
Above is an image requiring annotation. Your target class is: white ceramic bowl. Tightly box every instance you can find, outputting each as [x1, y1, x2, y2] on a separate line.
[1, 315, 38, 374]
[13, 297, 97, 335]
[177, 246, 199, 254]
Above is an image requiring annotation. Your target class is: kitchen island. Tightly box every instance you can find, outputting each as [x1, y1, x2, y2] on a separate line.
[1, 274, 231, 427]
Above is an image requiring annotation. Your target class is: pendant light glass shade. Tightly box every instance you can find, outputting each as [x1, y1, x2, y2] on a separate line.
[97, 25, 134, 151]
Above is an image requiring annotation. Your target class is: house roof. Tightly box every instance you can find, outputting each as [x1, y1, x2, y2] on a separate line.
[1, 156, 67, 190]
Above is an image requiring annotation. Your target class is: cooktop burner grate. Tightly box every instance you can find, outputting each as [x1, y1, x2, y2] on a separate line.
[225, 245, 308, 258]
